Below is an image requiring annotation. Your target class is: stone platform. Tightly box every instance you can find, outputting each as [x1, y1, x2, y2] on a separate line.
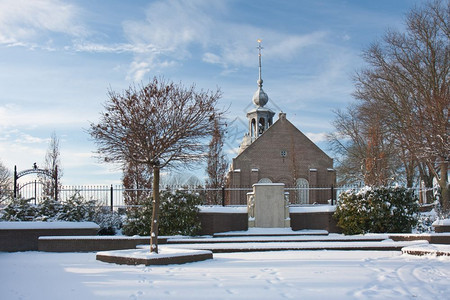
[96, 247, 213, 266]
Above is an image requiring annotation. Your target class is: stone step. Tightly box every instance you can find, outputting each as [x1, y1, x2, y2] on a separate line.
[164, 240, 428, 253]
[167, 235, 387, 245]
[213, 228, 328, 238]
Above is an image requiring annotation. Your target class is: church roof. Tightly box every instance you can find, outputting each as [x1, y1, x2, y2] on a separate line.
[234, 113, 332, 162]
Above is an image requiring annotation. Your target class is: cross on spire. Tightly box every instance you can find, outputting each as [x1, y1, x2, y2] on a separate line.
[257, 39, 263, 87]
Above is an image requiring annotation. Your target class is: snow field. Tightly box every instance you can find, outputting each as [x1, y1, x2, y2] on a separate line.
[1, 250, 449, 300]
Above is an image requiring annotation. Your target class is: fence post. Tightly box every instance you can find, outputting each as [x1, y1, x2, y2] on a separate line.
[331, 185, 335, 205]
[13, 165, 17, 198]
[222, 186, 225, 207]
[110, 184, 114, 212]
[34, 180, 37, 205]
[55, 166, 58, 201]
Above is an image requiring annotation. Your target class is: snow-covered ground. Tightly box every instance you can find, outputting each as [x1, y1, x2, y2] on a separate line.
[1, 250, 449, 300]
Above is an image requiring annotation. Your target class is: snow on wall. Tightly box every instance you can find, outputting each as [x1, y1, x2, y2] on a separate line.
[0, 221, 100, 230]
[433, 219, 450, 226]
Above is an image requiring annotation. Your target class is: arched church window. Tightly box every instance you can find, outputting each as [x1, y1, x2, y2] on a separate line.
[258, 178, 272, 183]
[296, 178, 309, 205]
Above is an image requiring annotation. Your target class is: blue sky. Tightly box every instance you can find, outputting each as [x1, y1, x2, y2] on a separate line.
[0, 0, 422, 185]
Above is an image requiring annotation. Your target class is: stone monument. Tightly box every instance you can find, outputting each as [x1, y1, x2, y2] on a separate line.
[247, 183, 290, 228]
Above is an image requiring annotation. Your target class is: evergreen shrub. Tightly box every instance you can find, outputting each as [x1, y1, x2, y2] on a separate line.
[334, 186, 419, 235]
[122, 190, 202, 236]
[0, 193, 122, 234]
[0, 198, 37, 221]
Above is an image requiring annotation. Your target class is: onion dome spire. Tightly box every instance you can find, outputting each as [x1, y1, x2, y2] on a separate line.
[252, 39, 269, 107]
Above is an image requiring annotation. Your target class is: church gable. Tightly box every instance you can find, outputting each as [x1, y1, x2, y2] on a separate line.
[235, 113, 332, 166]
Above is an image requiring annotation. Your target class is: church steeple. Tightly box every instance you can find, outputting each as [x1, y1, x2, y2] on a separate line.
[239, 39, 275, 154]
[252, 39, 269, 107]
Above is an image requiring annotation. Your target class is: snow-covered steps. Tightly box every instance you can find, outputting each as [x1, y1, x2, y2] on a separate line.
[389, 233, 450, 244]
[163, 240, 429, 253]
[213, 228, 329, 238]
[166, 233, 388, 245]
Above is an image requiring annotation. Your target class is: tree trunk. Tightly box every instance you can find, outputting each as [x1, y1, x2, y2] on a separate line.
[150, 163, 160, 253]
[418, 162, 434, 204]
[439, 161, 449, 212]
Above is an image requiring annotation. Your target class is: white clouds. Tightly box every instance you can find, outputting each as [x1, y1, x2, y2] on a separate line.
[0, 0, 86, 46]
[123, 0, 220, 49]
[14, 133, 49, 144]
[305, 132, 329, 143]
[120, 0, 328, 81]
[0, 104, 92, 129]
[0, 0, 332, 82]
[121, 0, 220, 80]
[266, 32, 328, 60]
[202, 52, 222, 65]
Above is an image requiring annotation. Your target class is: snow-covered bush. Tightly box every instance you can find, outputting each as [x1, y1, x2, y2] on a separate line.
[414, 209, 437, 233]
[57, 193, 98, 222]
[0, 198, 37, 221]
[0, 193, 122, 235]
[121, 196, 153, 236]
[36, 198, 63, 221]
[122, 190, 202, 236]
[93, 206, 123, 235]
[334, 186, 419, 235]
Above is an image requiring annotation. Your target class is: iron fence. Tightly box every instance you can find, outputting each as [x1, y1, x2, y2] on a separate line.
[1, 183, 439, 210]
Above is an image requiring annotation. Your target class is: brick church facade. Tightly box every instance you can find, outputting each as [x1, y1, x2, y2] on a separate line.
[226, 41, 335, 205]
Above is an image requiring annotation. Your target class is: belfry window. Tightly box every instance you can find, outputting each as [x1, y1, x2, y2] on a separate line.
[251, 119, 256, 137]
[258, 118, 265, 134]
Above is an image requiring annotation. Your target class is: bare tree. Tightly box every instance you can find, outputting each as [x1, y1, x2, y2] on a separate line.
[40, 132, 63, 200]
[328, 105, 401, 186]
[89, 77, 222, 253]
[353, 0, 449, 208]
[205, 117, 228, 204]
[0, 160, 12, 202]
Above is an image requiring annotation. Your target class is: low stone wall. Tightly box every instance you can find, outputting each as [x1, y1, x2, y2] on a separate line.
[38, 236, 168, 252]
[198, 207, 342, 235]
[434, 225, 450, 233]
[290, 212, 341, 233]
[0, 222, 99, 252]
[198, 212, 248, 235]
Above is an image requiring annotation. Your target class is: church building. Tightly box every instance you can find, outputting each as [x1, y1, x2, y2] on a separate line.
[227, 41, 335, 205]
